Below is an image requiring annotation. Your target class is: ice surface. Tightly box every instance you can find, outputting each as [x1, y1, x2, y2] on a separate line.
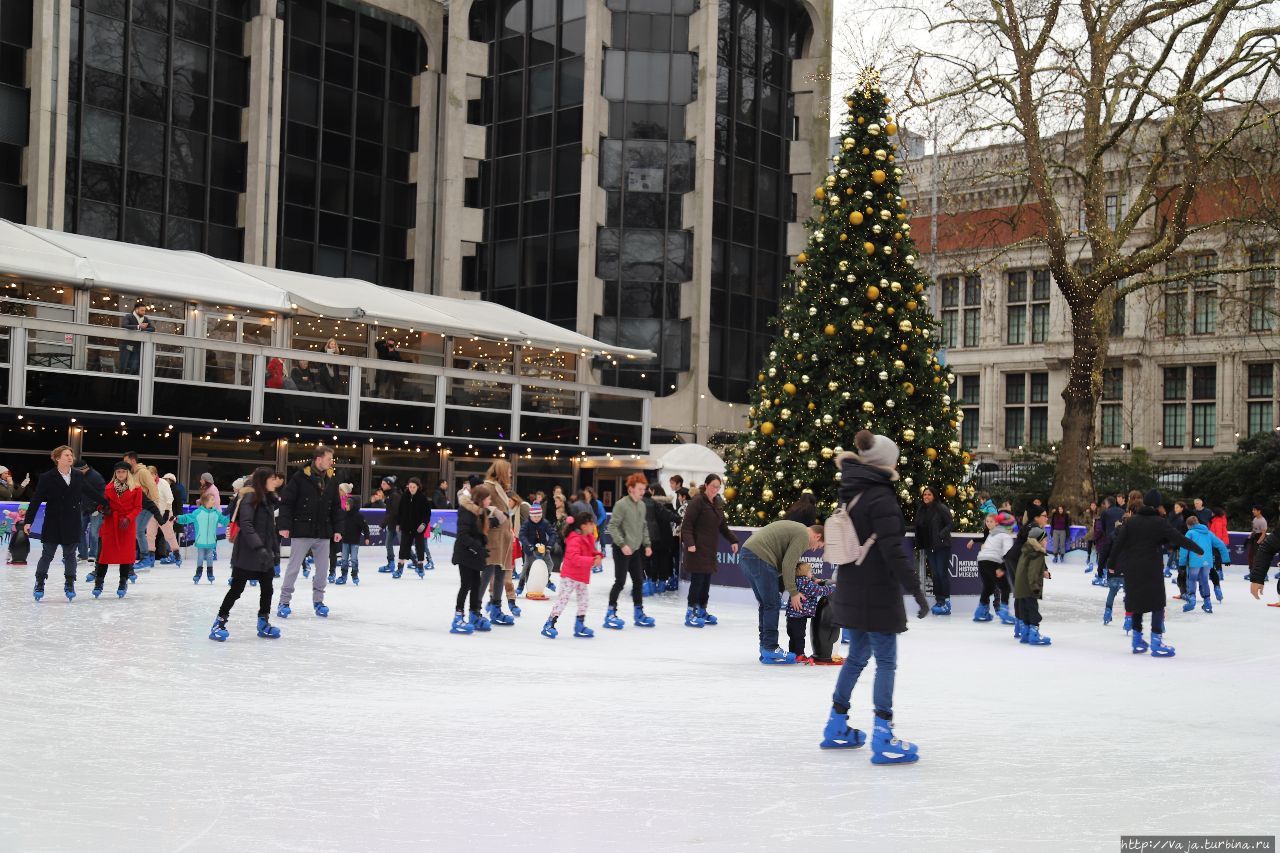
[1, 547, 1277, 853]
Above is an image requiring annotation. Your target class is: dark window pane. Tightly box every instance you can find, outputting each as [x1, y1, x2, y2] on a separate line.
[168, 179, 206, 218]
[124, 207, 162, 245]
[126, 118, 165, 174]
[127, 79, 166, 120]
[130, 28, 169, 86]
[84, 66, 126, 111]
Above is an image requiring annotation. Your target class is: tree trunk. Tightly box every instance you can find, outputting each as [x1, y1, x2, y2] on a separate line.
[1051, 303, 1104, 513]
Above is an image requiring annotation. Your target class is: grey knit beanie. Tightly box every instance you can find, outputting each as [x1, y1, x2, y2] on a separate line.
[853, 430, 901, 481]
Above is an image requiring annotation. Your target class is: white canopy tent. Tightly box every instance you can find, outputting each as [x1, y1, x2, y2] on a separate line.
[649, 443, 727, 486]
[0, 220, 654, 359]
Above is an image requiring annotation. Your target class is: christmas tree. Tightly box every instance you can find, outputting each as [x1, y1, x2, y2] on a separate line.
[724, 69, 978, 530]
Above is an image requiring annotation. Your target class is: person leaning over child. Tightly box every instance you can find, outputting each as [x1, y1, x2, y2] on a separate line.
[541, 511, 602, 639]
[176, 491, 223, 584]
[786, 560, 840, 664]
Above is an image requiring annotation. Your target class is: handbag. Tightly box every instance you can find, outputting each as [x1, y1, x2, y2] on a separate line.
[823, 494, 877, 566]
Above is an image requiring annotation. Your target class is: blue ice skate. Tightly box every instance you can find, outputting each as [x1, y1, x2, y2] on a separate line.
[256, 617, 281, 638]
[1214, 586, 1223, 603]
[820, 710, 866, 750]
[414, 563, 425, 578]
[1132, 631, 1149, 654]
[685, 607, 705, 628]
[1023, 626, 1051, 646]
[209, 616, 229, 642]
[334, 575, 346, 585]
[870, 717, 919, 765]
[1013, 619, 1025, 640]
[642, 579, 654, 597]
[277, 603, 291, 619]
[193, 569, 202, 584]
[207, 571, 215, 583]
[509, 601, 522, 618]
[64, 582, 76, 601]
[314, 602, 329, 618]
[129, 570, 137, 583]
[972, 604, 992, 622]
[378, 563, 394, 573]
[1202, 600, 1212, 613]
[33, 583, 43, 602]
[1103, 607, 1112, 625]
[1122, 614, 1132, 633]
[92, 585, 103, 599]
[1150, 633, 1176, 658]
[573, 617, 594, 638]
[930, 599, 951, 616]
[451, 613, 475, 635]
[85, 570, 95, 583]
[116, 585, 127, 599]
[487, 603, 515, 626]
[697, 608, 718, 625]
[391, 564, 403, 579]
[469, 610, 492, 632]
[541, 617, 558, 639]
[603, 608, 625, 630]
[1182, 594, 1196, 613]
[633, 606, 655, 627]
[273, 565, 280, 578]
[759, 646, 797, 665]
[665, 576, 678, 592]
[996, 606, 1016, 625]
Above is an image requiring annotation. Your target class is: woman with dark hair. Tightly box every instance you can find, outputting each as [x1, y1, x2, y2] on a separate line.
[914, 486, 954, 615]
[450, 484, 493, 634]
[209, 467, 284, 641]
[679, 474, 739, 628]
[393, 476, 432, 578]
[786, 493, 819, 526]
[1107, 489, 1202, 658]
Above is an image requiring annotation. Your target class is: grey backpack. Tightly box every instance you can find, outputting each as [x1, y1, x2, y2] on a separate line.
[824, 494, 877, 566]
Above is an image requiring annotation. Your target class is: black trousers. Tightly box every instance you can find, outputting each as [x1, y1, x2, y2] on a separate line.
[1013, 596, 1041, 626]
[610, 549, 645, 608]
[1176, 566, 1187, 595]
[977, 560, 1011, 608]
[220, 573, 274, 619]
[1131, 608, 1166, 634]
[786, 616, 810, 655]
[456, 567, 483, 612]
[399, 531, 426, 564]
[647, 543, 672, 582]
[93, 562, 132, 588]
[687, 572, 712, 608]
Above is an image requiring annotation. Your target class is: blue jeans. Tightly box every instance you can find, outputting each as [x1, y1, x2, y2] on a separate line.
[196, 546, 217, 566]
[135, 509, 152, 555]
[341, 542, 359, 572]
[832, 630, 898, 716]
[384, 528, 399, 565]
[740, 550, 783, 651]
[80, 513, 101, 561]
[1186, 566, 1210, 600]
[1105, 575, 1124, 609]
[925, 548, 951, 603]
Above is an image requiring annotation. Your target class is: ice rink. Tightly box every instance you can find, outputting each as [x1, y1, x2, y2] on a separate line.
[1, 544, 1277, 853]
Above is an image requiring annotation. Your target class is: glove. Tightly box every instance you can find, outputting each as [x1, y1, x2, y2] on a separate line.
[118, 517, 130, 530]
[913, 590, 929, 619]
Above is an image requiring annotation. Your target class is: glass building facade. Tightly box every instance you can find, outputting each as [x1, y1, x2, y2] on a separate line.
[594, 0, 695, 396]
[0, 0, 31, 221]
[709, 0, 805, 402]
[64, 0, 251, 258]
[465, 0, 586, 327]
[278, 0, 425, 290]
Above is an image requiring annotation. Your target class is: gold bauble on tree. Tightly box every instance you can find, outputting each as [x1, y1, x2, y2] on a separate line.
[849, 210, 864, 226]
[797, 252, 808, 264]
[863, 242, 876, 255]
[871, 170, 887, 184]
[926, 447, 938, 460]
[814, 187, 826, 201]
[824, 324, 837, 336]
[866, 285, 880, 300]
[783, 382, 797, 395]
[945, 484, 957, 499]
[723, 486, 737, 501]
[760, 421, 775, 436]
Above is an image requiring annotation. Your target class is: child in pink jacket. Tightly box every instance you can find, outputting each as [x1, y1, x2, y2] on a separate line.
[542, 512, 601, 639]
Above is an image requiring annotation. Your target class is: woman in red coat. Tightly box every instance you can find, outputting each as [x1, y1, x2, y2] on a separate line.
[95, 462, 143, 598]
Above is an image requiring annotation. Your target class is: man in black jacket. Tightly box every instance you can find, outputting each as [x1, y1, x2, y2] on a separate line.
[277, 445, 343, 619]
[24, 446, 105, 601]
[1248, 524, 1280, 604]
[377, 476, 402, 572]
[74, 458, 106, 564]
[825, 431, 928, 764]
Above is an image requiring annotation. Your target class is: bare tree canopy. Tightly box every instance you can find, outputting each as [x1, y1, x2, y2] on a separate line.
[842, 0, 1280, 509]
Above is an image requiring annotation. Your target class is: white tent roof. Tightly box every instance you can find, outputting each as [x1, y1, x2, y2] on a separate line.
[650, 443, 727, 483]
[0, 220, 654, 359]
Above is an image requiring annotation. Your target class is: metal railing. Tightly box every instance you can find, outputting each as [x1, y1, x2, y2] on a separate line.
[0, 315, 651, 451]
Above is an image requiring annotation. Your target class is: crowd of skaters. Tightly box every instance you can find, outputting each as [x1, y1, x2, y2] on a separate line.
[9, 434, 1280, 767]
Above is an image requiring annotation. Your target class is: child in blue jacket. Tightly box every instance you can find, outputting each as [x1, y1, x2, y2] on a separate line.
[516, 503, 559, 595]
[1179, 515, 1229, 613]
[785, 561, 838, 664]
[177, 491, 223, 584]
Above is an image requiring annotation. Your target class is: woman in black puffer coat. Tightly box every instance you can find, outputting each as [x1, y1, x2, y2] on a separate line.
[822, 431, 930, 761]
[1108, 489, 1201, 655]
[210, 467, 283, 641]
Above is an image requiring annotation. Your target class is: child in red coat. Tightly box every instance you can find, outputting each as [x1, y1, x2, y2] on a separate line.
[541, 512, 601, 639]
[95, 462, 143, 598]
